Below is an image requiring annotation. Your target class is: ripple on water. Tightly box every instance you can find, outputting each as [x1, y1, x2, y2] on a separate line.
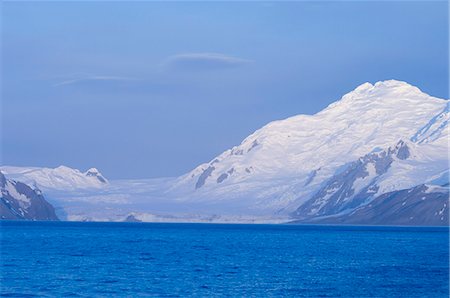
[1, 222, 448, 297]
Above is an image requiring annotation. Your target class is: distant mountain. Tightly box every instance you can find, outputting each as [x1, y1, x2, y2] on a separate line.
[2, 80, 448, 225]
[0, 165, 108, 190]
[0, 172, 59, 220]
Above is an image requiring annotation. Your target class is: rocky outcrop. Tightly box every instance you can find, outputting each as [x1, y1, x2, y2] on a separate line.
[294, 140, 411, 218]
[0, 172, 59, 221]
[298, 185, 449, 226]
[195, 166, 215, 189]
[123, 214, 142, 222]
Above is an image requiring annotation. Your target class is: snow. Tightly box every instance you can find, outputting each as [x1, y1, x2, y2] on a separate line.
[0, 165, 108, 190]
[425, 184, 449, 194]
[4, 181, 31, 208]
[427, 170, 449, 187]
[375, 142, 448, 195]
[411, 102, 449, 144]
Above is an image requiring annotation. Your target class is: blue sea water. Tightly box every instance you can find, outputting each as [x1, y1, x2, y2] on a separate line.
[0, 222, 448, 297]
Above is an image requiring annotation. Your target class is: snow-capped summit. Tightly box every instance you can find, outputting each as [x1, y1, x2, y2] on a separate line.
[84, 168, 108, 183]
[338, 80, 424, 102]
[173, 80, 447, 196]
[0, 165, 108, 190]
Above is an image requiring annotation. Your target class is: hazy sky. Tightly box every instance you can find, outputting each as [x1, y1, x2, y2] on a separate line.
[1, 1, 448, 179]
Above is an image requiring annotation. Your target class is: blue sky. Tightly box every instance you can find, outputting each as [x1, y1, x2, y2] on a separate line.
[1, 1, 448, 179]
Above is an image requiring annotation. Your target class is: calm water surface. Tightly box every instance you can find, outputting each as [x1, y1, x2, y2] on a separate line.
[1, 221, 448, 297]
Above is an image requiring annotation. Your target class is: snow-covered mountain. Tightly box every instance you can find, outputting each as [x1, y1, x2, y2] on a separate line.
[0, 165, 108, 190]
[0, 172, 59, 220]
[169, 80, 448, 219]
[2, 80, 448, 224]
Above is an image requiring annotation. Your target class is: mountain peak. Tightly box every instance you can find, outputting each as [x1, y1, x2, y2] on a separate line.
[84, 168, 108, 183]
[358, 79, 417, 90]
[351, 81, 373, 93]
[343, 80, 422, 100]
[55, 165, 73, 171]
[85, 167, 100, 174]
[321, 80, 442, 115]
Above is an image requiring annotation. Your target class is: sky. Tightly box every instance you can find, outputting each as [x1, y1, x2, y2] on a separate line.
[1, 1, 448, 179]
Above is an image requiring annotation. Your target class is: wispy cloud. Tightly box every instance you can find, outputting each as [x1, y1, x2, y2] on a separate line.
[163, 53, 252, 71]
[53, 74, 137, 87]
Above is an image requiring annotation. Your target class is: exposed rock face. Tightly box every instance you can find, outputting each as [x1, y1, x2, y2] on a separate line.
[195, 166, 215, 189]
[300, 185, 449, 226]
[0, 172, 59, 221]
[294, 140, 411, 218]
[124, 214, 142, 222]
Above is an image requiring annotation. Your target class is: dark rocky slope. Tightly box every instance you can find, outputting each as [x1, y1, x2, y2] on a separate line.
[0, 172, 58, 220]
[295, 185, 448, 226]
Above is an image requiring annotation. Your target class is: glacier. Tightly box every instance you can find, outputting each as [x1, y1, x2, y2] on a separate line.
[1, 80, 448, 224]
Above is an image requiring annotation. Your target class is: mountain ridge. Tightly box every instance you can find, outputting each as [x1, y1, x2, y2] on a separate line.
[0, 165, 108, 190]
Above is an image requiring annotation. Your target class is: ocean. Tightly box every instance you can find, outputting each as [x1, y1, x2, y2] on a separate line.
[1, 221, 448, 297]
